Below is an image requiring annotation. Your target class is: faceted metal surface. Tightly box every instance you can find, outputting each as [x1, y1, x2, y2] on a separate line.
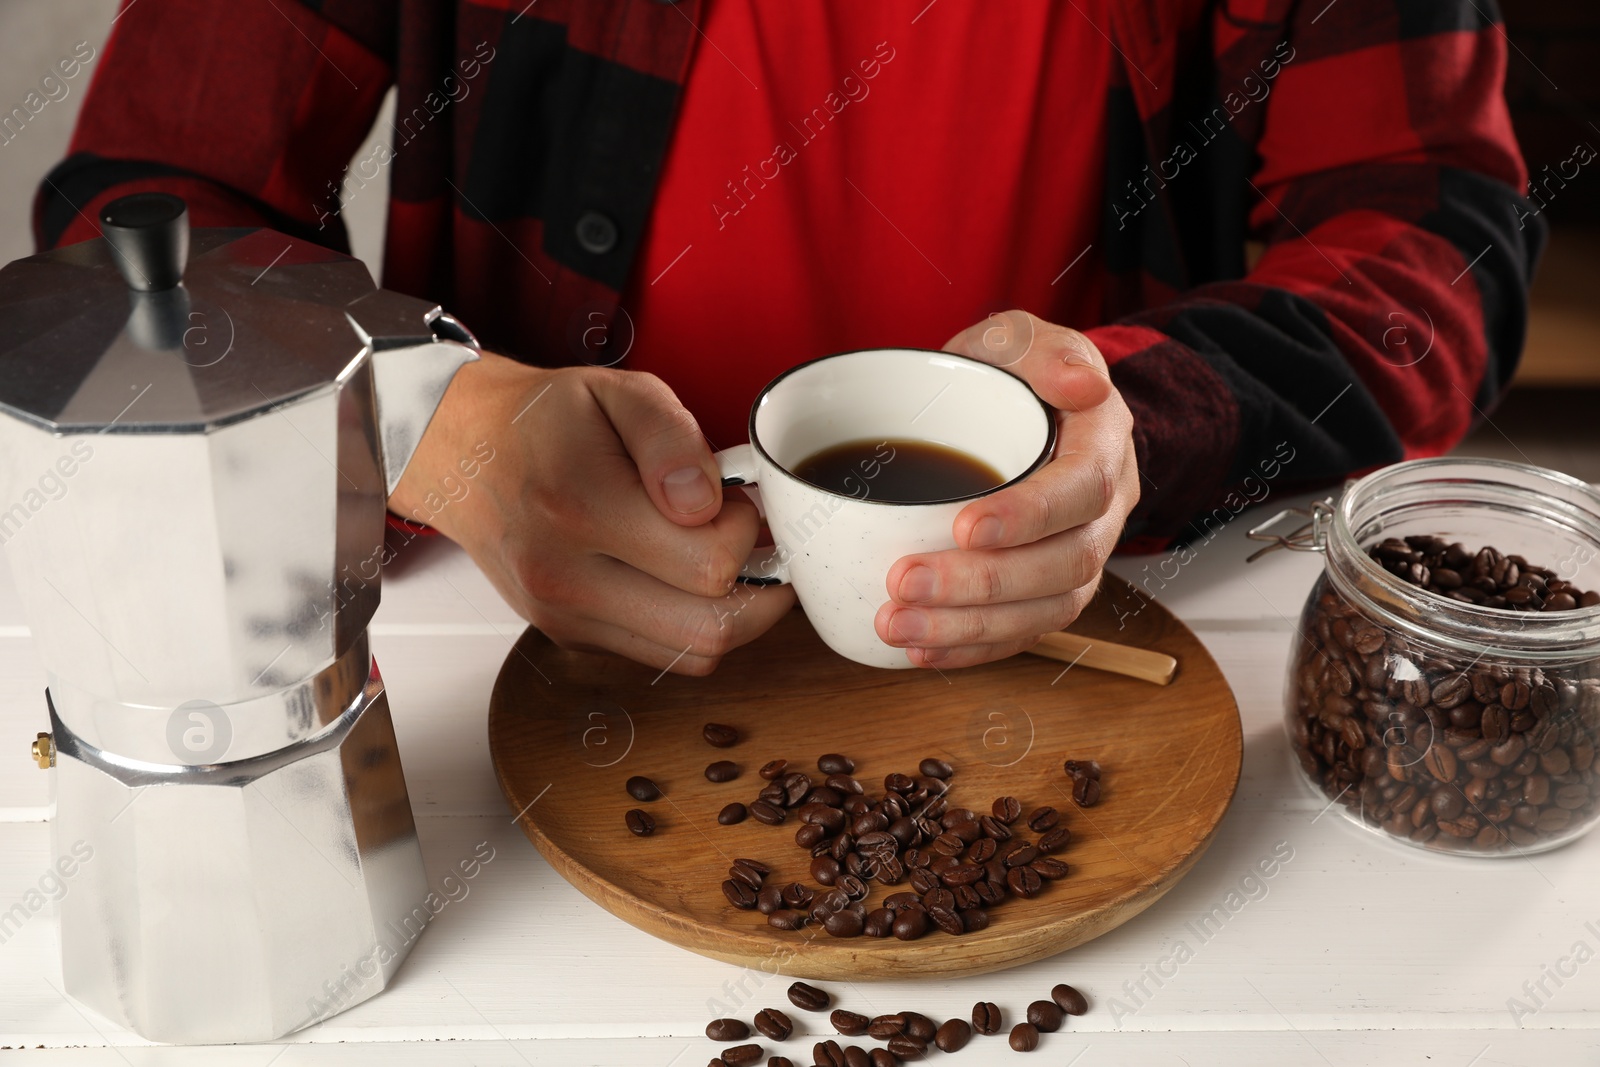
[0, 222, 477, 1043]
[51, 662, 428, 1044]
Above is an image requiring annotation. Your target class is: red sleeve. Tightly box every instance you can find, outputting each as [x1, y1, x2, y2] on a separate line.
[34, 0, 394, 252]
[1088, 3, 1541, 546]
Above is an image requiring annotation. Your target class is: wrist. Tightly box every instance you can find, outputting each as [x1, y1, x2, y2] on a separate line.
[387, 350, 543, 538]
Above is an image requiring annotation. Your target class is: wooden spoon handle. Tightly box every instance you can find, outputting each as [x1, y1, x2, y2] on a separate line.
[1026, 631, 1178, 686]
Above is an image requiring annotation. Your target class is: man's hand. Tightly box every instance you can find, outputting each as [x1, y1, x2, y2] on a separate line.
[874, 310, 1139, 667]
[390, 352, 795, 676]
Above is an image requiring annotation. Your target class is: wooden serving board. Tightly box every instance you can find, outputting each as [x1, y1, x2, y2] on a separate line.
[488, 573, 1241, 979]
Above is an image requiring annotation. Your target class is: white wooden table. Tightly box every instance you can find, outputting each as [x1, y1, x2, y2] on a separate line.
[1, 490, 1596, 1065]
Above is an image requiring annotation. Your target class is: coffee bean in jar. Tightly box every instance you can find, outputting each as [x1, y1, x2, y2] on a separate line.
[1283, 459, 1600, 855]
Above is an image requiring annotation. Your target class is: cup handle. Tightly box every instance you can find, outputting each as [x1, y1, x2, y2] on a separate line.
[713, 444, 790, 586]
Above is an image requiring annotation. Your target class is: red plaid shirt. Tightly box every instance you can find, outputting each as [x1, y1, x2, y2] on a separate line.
[37, 0, 1541, 545]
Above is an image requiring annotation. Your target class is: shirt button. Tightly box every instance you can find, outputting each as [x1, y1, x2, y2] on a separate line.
[575, 211, 619, 255]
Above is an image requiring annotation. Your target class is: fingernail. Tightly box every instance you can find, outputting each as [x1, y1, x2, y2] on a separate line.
[662, 467, 714, 514]
[969, 516, 1004, 549]
[899, 565, 938, 603]
[891, 609, 929, 642]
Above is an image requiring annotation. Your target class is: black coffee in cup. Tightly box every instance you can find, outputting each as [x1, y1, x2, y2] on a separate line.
[792, 438, 1003, 504]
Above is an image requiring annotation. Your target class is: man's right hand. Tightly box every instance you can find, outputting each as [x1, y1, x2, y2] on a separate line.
[389, 352, 795, 676]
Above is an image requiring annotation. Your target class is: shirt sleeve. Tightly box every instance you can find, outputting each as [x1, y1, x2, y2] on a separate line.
[33, 0, 395, 253]
[1086, 1, 1544, 547]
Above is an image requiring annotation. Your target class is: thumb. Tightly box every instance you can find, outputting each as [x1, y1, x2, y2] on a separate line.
[588, 371, 723, 526]
[944, 309, 1112, 413]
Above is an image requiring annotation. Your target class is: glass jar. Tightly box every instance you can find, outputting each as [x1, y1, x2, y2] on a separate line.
[1283, 458, 1600, 855]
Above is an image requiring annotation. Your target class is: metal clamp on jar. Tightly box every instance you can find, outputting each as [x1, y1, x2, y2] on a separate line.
[1251, 458, 1600, 856]
[0, 194, 478, 1042]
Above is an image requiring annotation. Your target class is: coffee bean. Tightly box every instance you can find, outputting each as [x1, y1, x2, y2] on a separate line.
[756, 885, 783, 914]
[625, 775, 660, 801]
[1008, 1023, 1040, 1052]
[892, 908, 929, 940]
[818, 753, 855, 774]
[1051, 983, 1088, 1014]
[886, 1035, 927, 1061]
[824, 908, 865, 938]
[867, 1051, 894, 1067]
[991, 795, 1023, 823]
[625, 809, 656, 836]
[919, 757, 953, 779]
[704, 759, 740, 783]
[780, 882, 814, 908]
[928, 904, 964, 935]
[862, 907, 894, 937]
[1026, 1000, 1064, 1032]
[707, 1018, 749, 1041]
[1072, 776, 1102, 807]
[722, 1045, 762, 1067]
[787, 981, 830, 1012]
[831, 1009, 870, 1036]
[962, 907, 990, 932]
[754, 1008, 792, 1041]
[867, 1015, 906, 1039]
[971, 1002, 1002, 1035]
[967, 838, 998, 863]
[719, 802, 748, 825]
[769, 1058, 795, 1067]
[703, 723, 740, 748]
[749, 799, 787, 825]
[1007, 866, 1044, 898]
[1037, 827, 1072, 853]
[812, 1040, 845, 1067]
[1026, 806, 1059, 831]
[1422, 745, 1457, 783]
[1063, 759, 1103, 781]
[843, 1047, 870, 1067]
[767, 908, 807, 930]
[1004, 844, 1040, 868]
[759, 759, 788, 780]
[723, 879, 758, 909]
[934, 1017, 971, 1052]
[1031, 856, 1071, 879]
[885, 1012, 927, 1042]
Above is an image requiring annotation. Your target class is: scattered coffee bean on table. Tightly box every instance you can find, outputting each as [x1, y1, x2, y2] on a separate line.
[706, 760, 741, 783]
[788, 981, 830, 1011]
[868, 1050, 894, 1067]
[706, 1018, 749, 1041]
[843, 1046, 871, 1067]
[971, 1002, 1002, 1035]
[1008, 1022, 1040, 1051]
[719, 802, 748, 825]
[886, 1034, 927, 1060]
[704, 722, 741, 748]
[818, 753, 855, 774]
[768, 1058, 794, 1067]
[919, 757, 953, 779]
[934, 1017, 971, 1052]
[900, 1011, 936, 1042]
[720, 1044, 762, 1067]
[759, 759, 788, 780]
[1026, 999, 1064, 1032]
[624, 808, 655, 836]
[831, 1009, 869, 1035]
[1051, 983, 1088, 1015]
[625, 775, 660, 801]
[753, 1007, 792, 1041]
[813, 1039, 845, 1066]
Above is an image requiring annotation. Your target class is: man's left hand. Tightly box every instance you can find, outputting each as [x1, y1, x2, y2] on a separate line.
[873, 310, 1140, 667]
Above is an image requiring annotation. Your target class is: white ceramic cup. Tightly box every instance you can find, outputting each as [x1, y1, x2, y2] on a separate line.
[713, 348, 1057, 669]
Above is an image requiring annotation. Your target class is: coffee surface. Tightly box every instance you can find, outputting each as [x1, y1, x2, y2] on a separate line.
[791, 438, 1003, 503]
